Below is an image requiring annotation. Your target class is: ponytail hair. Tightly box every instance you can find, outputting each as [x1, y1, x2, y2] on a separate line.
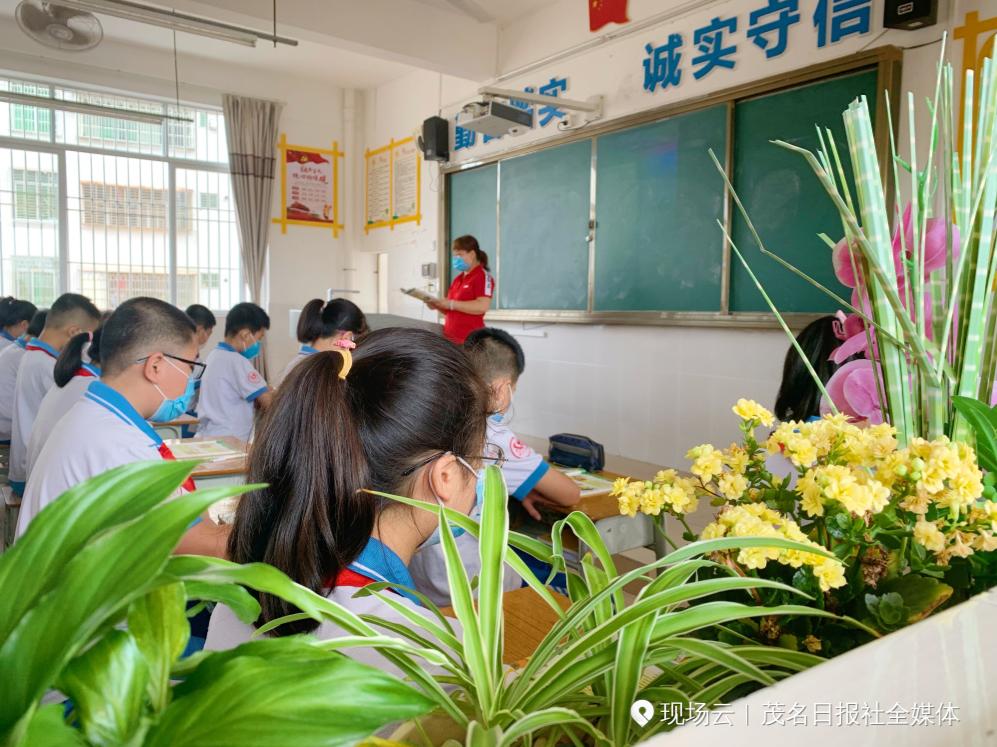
[296, 298, 368, 344]
[54, 327, 103, 387]
[453, 234, 489, 272]
[0, 297, 38, 330]
[228, 327, 488, 635]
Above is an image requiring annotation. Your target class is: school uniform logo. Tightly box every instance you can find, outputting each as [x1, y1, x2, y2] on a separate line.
[248, 370, 262, 384]
[509, 437, 531, 459]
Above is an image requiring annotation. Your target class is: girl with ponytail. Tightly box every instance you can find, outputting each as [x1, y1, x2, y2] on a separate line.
[207, 328, 491, 675]
[27, 327, 104, 479]
[0, 297, 38, 352]
[282, 298, 367, 380]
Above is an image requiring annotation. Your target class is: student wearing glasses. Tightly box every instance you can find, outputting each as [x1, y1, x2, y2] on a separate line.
[206, 328, 489, 676]
[16, 298, 226, 557]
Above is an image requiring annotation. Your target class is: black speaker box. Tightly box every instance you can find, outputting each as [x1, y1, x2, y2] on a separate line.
[884, 0, 937, 30]
[418, 116, 449, 162]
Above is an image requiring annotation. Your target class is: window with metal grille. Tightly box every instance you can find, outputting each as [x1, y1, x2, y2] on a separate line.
[0, 74, 241, 311]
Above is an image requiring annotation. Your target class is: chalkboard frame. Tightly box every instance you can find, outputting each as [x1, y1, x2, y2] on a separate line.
[441, 46, 902, 328]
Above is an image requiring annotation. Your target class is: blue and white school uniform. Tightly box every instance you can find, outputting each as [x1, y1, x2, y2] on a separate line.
[26, 363, 100, 480]
[9, 340, 60, 493]
[0, 339, 27, 443]
[281, 344, 317, 381]
[0, 330, 17, 354]
[16, 381, 193, 538]
[409, 420, 547, 607]
[206, 537, 456, 679]
[196, 343, 268, 442]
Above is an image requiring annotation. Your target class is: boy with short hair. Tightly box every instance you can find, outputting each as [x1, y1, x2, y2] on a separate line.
[18, 298, 208, 539]
[9, 294, 101, 494]
[185, 304, 216, 349]
[410, 327, 581, 606]
[196, 302, 272, 441]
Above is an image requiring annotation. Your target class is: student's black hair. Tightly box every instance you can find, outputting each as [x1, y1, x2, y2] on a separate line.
[99, 297, 197, 377]
[774, 316, 843, 422]
[185, 304, 217, 330]
[453, 234, 490, 272]
[27, 309, 47, 338]
[228, 327, 489, 635]
[0, 298, 38, 330]
[54, 327, 104, 388]
[464, 327, 525, 383]
[225, 302, 270, 337]
[45, 293, 101, 331]
[296, 298, 368, 344]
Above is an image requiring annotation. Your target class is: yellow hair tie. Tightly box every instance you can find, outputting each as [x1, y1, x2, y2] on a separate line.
[333, 339, 355, 380]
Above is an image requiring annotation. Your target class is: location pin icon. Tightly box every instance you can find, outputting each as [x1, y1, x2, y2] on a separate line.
[630, 699, 654, 727]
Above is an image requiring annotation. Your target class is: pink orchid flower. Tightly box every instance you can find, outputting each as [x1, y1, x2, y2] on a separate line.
[821, 359, 884, 425]
[831, 205, 959, 289]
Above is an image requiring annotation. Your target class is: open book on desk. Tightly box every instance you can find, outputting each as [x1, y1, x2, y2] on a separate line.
[553, 466, 615, 498]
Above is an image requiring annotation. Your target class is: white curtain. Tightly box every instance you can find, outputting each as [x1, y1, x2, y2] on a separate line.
[222, 94, 282, 378]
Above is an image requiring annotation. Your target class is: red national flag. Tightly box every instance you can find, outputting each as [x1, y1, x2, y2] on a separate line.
[589, 0, 629, 32]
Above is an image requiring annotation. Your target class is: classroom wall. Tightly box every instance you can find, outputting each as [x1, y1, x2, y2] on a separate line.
[357, 1, 972, 469]
[0, 29, 352, 376]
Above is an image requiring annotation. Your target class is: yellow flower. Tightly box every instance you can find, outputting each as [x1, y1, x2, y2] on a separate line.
[814, 559, 847, 591]
[723, 444, 750, 474]
[732, 398, 775, 427]
[654, 469, 678, 484]
[687, 444, 724, 482]
[718, 472, 749, 501]
[797, 470, 824, 517]
[611, 477, 630, 497]
[913, 520, 945, 553]
[701, 522, 727, 540]
[639, 486, 665, 516]
[972, 529, 997, 552]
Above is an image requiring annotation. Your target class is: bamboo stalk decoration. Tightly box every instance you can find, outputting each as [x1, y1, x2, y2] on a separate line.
[713, 43, 997, 447]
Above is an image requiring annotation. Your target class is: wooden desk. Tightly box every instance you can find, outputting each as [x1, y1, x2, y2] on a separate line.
[440, 586, 571, 667]
[163, 436, 249, 488]
[153, 414, 199, 440]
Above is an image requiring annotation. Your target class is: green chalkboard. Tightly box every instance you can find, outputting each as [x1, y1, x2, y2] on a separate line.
[447, 164, 497, 260]
[594, 104, 728, 311]
[729, 69, 878, 312]
[498, 140, 592, 310]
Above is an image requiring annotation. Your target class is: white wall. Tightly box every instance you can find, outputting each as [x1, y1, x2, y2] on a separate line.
[0, 30, 352, 376]
[356, 0, 986, 469]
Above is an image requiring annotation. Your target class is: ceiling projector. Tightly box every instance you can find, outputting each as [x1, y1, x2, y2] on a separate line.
[456, 100, 533, 138]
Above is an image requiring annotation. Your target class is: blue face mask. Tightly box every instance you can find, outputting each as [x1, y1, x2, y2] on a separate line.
[421, 457, 484, 548]
[150, 359, 196, 423]
[451, 255, 470, 273]
[241, 340, 261, 360]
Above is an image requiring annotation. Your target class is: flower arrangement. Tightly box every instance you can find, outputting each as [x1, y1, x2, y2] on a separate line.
[613, 399, 997, 653]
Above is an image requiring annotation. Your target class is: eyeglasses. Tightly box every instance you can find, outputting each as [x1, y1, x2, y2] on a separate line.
[401, 442, 506, 477]
[135, 353, 206, 379]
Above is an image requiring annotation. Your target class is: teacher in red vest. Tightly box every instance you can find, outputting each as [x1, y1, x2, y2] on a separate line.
[427, 235, 494, 344]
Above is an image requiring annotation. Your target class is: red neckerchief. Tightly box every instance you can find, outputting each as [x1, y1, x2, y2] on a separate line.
[157, 442, 197, 493]
[25, 343, 56, 358]
[330, 567, 379, 589]
[75, 367, 97, 378]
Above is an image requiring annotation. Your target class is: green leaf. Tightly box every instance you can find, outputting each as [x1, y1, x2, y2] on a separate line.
[476, 465, 509, 707]
[129, 583, 190, 713]
[878, 574, 954, 624]
[144, 639, 434, 747]
[499, 708, 611, 747]
[57, 630, 148, 746]
[0, 481, 254, 739]
[15, 704, 85, 747]
[952, 396, 997, 471]
[0, 460, 197, 646]
[182, 580, 261, 626]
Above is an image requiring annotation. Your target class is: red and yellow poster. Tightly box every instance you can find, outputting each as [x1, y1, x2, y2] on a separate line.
[272, 134, 343, 237]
